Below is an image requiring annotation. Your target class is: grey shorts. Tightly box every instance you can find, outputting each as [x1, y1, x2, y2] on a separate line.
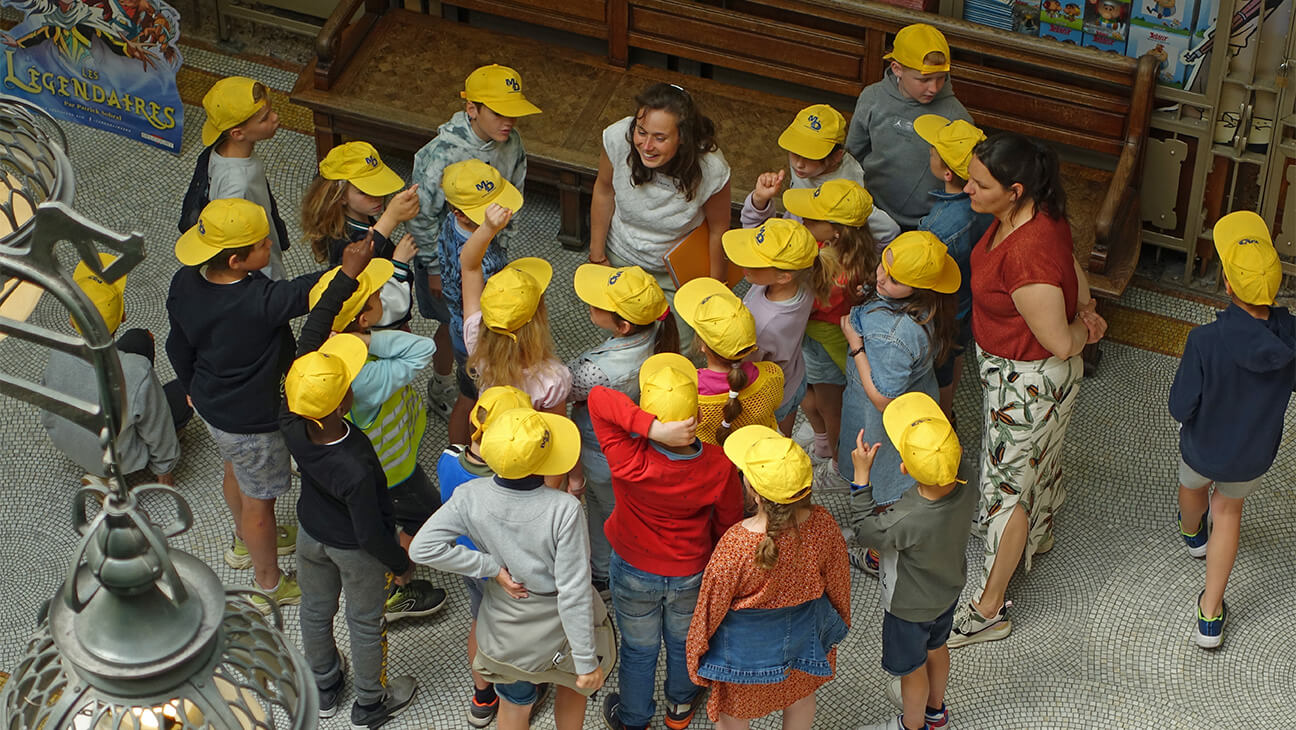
[1178, 456, 1262, 500]
[464, 574, 484, 618]
[205, 422, 291, 500]
[803, 335, 846, 386]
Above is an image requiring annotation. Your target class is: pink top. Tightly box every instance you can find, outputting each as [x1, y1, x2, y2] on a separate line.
[463, 311, 572, 408]
[698, 362, 761, 395]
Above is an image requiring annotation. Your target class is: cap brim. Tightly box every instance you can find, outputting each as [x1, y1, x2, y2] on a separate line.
[780, 188, 818, 221]
[673, 276, 734, 329]
[912, 114, 949, 146]
[931, 256, 962, 294]
[483, 97, 542, 117]
[721, 424, 783, 472]
[572, 263, 618, 311]
[459, 179, 524, 225]
[351, 165, 405, 197]
[777, 127, 836, 160]
[356, 258, 396, 299]
[882, 391, 948, 451]
[532, 412, 581, 475]
[509, 256, 553, 293]
[319, 333, 369, 388]
[175, 225, 221, 267]
[721, 228, 771, 269]
[201, 119, 222, 147]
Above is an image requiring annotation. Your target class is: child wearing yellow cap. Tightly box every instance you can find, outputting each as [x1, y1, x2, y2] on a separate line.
[569, 263, 680, 591]
[42, 254, 188, 488]
[182, 76, 290, 280]
[300, 141, 422, 334]
[1169, 211, 1295, 650]
[685, 425, 850, 728]
[586, 353, 744, 730]
[673, 277, 784, 445]
[723, 218, 828, 435]
[166, 198, 332, 609]
[741, 104, 900, 245]
[277, 237, 420, 725]
[306, 257, 448, 624]
[844, 24, 972, 229]
[838, 232, 960, 576]
[781, 178, 883, 467]
[849, 393, 976, 730]
[408, 64, 541, 419]
[913, 115, 994, 418]
[410, 406, 613, 727]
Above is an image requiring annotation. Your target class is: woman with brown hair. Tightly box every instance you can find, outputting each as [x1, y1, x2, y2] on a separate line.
[947, 132, 1106, 648]
[588, 83, 733, 344]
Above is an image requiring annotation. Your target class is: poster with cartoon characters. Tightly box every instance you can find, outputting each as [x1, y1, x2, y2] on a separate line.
[1, 0, 184, 152]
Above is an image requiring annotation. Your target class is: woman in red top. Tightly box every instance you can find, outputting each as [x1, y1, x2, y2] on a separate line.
[947, 133, 1107, 649]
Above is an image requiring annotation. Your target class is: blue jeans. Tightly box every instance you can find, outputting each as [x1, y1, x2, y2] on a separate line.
[609, 551, 703, 726]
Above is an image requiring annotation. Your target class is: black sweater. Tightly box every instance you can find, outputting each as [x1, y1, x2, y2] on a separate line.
[280, 269, 409, 574]
[165, 267, 322, 433]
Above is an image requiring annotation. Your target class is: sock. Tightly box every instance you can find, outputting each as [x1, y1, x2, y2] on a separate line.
[473, 685, 497, 705]
[812, 431, 832, 458]
[926, 704, 945, 718]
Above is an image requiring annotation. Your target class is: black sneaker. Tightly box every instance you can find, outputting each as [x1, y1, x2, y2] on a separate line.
[350, 675, 416, 728]
[319, 652, 347, 719]
[467, 689, 498, 728]
[601, 692, 627, 730]
[385, 580, 448, 623]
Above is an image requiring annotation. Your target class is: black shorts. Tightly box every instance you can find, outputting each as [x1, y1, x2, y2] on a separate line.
[881, 601, 957, 676]
[934, 317, 974, 388]
[454, 349, 478, 400]
[389, 464, 442, 534]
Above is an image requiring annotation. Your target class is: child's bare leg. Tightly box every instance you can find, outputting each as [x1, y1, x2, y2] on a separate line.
[552, 685, 587, 730]
[242, 496, 282, 589]
[1201, 492, 1244, 618]
[900, 665, 930, 730]
[1178, 483, 1210, 533]
[432, 325, 453, 377]
[449, 394, 473, 445]
[802, 386, 826, 431]
[817, 383, 844, 460]
[781, 693, 816, 730]
[496, 696, 532, 730]
[716, 712, 751, 730]
[926, 644, 950, 710]
[221, 461, 244, 537]
[975, 504, 1027, 615]
[938, 353, 966, 418]
[467, 618, 489, 690]
[778, 409, 797, 436]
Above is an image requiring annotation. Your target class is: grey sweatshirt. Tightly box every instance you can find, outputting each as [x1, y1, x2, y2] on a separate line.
[41, 349, 180, 477]
[844, 70, 972, 229]
[851, 477, 977, 622]
[407, 111, 527, 275]
[409, 475, 598, 673]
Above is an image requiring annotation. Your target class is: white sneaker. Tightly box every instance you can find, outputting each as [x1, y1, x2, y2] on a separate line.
[814, 459, 850, 493]
[947, 600, 1012, 648]
[791, 421, 815, 449]
[857, 715, 905, 730]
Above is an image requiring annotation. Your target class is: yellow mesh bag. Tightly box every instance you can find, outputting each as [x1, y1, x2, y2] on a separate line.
[697, 361, 785, 445]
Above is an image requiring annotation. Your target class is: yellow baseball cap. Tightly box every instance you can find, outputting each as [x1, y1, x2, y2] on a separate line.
[638, 353, 698, 423]
[201, 76, 265, 146]
[913, 115, 986, 180]
[284, 334, 368, 425]
[442, 159, 524, 225]
[319, 141, 404, 197]
[782, 179, 873, 227]
[308, 259, 395, 332]
[883, 231, 961, 294]
[480, 407, 580, 478]
[480, 257, 552, 337]
[884, 24, 952, 74]
[883, 392, 962, 487]
[722, 218, 818, 271]
[674, 277, 756, 361]
[1214, 211, 1283, 306]
[73, 253, 126, 334]
[573, 264, 668, 325]
[777, 104, 846, 160]
[175, 199, 270, 267]
[470, 385, 533, 442]
[461, 64, 542, 118]
[722, 425, 812, 504]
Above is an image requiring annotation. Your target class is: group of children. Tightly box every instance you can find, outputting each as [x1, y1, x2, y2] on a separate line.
[40, 17, 1294, 730]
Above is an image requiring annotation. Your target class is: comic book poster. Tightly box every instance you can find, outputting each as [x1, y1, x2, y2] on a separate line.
[1, 0, 183, 152]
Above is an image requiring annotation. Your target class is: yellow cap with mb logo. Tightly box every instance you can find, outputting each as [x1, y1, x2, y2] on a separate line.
[319, 141, 405, 196]
[461, 64, 542, 117]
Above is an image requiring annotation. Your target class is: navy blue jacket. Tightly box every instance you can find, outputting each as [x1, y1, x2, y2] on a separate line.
[1169, 303, 1296, 482]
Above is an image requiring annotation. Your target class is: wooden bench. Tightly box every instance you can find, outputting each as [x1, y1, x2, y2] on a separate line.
[294, 0, 1156, 306]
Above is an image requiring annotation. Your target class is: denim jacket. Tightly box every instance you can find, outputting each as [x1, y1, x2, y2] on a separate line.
[438, 215, 507, 357]
[569, 326, 659, 485]
[695, 594, 848, 684]
[918, 191, 993, 321]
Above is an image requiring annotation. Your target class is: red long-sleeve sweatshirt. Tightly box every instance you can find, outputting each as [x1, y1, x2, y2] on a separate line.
[589, 386, 744, 577]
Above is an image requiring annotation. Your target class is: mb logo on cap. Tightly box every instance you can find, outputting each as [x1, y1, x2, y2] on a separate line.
[755, 227, 766, 244]
[505, 77, 520, 92]
[365, 155, 378, 168]
[808, 114, 822, 130]
[475, 179, 496, 193]
[607, 270, 623, 285]
[197, 219, 206, 234]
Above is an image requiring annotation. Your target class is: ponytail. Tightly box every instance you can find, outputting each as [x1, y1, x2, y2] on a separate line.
[831, 223, 879, 305]
[716, 358, 749, 445]
[615, 313, 681, 355]
[753, 491, 812, 569]
[807, 254, 834, 308]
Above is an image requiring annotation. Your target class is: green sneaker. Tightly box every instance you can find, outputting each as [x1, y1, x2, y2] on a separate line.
[250, 573, 302, 615]
[224, 524, 299, 569]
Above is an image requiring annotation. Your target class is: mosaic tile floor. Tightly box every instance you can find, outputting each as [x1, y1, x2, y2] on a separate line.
[1, 42, 1293, 730]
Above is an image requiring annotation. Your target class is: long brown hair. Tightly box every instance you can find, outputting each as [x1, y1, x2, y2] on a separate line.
[612, 313, 681, 355]
[626, 83, 718, 202]
[301, 175, 348, 264]
[713, 353, 748, 445]
[753, 491, 813, 570]
[467, 298, 560, 390]
[817, 222, 879, 307]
